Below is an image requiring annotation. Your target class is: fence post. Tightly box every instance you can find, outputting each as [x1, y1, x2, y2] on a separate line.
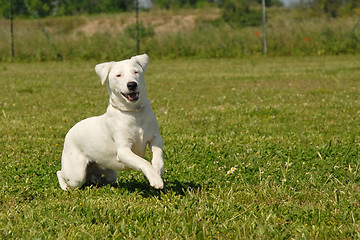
[135, 0, 140, 55]
[262, 0, 267, 55]
[10, 0, 15, 61]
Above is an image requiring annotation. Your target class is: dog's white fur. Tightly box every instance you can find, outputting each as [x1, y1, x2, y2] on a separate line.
[57, 54, 164, 190]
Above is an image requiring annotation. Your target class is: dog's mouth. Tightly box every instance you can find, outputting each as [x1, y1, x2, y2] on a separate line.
[121, 92, 139, 102]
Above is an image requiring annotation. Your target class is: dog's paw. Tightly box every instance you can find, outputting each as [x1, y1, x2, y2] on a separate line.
[144, 165, 164, 189]
[57, 171, 70, 191]
[149, 175, 164, 189]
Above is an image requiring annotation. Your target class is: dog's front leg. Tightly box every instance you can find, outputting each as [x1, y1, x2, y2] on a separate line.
[117, 148, 164, 189]
[149, 135, 164, 176]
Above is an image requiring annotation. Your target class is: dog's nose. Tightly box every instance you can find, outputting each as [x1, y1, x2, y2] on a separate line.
[127, 82, 137, 91]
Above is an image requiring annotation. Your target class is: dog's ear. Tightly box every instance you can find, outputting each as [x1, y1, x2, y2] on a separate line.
[131, 54, 149, 72]
[95, 62, 114, 85]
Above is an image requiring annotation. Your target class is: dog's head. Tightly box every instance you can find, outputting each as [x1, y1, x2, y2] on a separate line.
[95, 54, 149, 111]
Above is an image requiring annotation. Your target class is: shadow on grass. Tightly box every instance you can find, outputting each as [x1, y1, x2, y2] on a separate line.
[82, 178, 202, 198]
[118, 178, 202, 198]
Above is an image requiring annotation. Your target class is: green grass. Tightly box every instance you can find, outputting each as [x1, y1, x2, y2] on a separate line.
[1, 55, 360, 239]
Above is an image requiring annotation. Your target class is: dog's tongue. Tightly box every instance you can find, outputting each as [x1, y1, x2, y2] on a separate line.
[127, 93, 139, 101]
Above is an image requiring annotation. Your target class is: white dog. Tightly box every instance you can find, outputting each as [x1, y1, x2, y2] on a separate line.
[57, 54, 164, 190]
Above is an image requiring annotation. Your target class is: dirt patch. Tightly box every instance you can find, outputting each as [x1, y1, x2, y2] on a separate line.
[74, 17, 131, 36]
[73, 9, 221, 36]
[152, 15, 196, 34]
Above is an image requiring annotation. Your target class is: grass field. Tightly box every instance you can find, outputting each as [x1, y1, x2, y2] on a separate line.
[1, 55, 360, 239]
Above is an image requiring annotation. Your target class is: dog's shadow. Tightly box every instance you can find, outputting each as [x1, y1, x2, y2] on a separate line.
[84, 178, 202, 198]
[132, 180, 202, 198]
[119, 179, 202, 198]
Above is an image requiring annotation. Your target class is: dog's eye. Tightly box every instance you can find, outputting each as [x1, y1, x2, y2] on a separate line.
[116, 74, 122, 77]
[134, 71, 139, 74]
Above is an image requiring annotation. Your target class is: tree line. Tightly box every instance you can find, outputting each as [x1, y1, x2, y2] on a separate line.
[1, 0, 359, 19]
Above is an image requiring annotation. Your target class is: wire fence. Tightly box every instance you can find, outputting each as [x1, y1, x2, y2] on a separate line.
[2, 1, 360, 62]
[8, 0, 145, 61]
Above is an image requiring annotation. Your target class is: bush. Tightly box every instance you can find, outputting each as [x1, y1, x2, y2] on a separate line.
[220, 0, 262, 27]
[155, 0, 209, 9]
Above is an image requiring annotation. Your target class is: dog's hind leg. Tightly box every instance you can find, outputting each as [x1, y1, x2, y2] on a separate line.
[57, 171, 69, 190]
[58, 146, 89, 190]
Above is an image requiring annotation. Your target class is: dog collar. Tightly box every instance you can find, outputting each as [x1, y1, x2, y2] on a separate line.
[110, 103, 143, 113]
